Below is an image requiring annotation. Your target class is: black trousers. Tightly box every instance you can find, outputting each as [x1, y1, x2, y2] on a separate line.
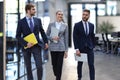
[77, 47, 95, 80]
[50, 51, 64, 80]
[23, 46, 42, 80]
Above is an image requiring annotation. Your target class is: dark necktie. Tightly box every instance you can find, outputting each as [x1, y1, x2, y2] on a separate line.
[85, 22, 88, 35]
[29, 18, 34, 32]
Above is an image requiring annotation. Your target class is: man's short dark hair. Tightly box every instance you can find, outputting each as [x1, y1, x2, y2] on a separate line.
[25, 3, 35, 13]
[83, 9, 90, 14]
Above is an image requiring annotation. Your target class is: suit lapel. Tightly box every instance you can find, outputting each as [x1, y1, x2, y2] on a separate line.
[80, 21, 86, 35]
[23, 17, 31, 31]
[33, 18, 38, 27]
[54, 22, 65, 36]
[32, 17, 38, 32]
[23, 17, 29, 27]
[88, 22, 91, 34]
[81, 21, 91, 35]
[53, 22, 56, 28]
[33, 18, 37, 31]
[59, 23, 64, 31]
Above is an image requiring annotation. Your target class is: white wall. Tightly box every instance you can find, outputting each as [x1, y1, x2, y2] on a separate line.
[48, 0, 67, 23]
[98, 16, 120, 32]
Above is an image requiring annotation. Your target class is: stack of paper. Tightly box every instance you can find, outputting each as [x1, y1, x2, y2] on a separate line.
[50, 27, 59, 43]
[74, 53, 87, 62]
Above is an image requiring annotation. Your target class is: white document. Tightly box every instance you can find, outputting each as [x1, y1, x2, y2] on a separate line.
[74, 53, 87, 62]
[50, 27, 59, 43]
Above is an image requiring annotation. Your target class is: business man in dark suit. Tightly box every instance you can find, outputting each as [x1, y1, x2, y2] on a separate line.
[73, 9, 95, 80]
[16, 3, 48, 80]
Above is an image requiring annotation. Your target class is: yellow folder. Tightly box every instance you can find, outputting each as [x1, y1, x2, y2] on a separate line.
[24, 33, 38, 49]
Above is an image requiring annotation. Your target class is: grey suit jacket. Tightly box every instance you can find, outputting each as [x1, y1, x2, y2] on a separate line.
[46, 22, 68, 52]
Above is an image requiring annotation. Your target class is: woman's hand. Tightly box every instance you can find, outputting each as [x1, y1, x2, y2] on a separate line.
[52, 36, 59, 41]
[64, 51, 68, 58]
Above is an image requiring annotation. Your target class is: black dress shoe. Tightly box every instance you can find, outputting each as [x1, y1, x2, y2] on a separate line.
[78, 79, 81, 80]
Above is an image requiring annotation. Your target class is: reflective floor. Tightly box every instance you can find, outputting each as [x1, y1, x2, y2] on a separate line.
[45, 47, 120, 80]
[6, 47, 120, 80]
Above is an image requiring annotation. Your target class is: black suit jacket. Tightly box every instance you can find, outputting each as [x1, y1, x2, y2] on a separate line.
[16, 17, 48, 49]
[73, 21, 95, 51]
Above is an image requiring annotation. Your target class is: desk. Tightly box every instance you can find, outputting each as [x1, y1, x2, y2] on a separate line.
[6, 37, 17, 62]
[110, 38, 120, 54]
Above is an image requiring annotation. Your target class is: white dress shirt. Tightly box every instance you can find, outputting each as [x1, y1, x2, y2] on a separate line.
[55, 21, 63, 30]
[26, 16, 34, 28]
[82, 21, 89, 35]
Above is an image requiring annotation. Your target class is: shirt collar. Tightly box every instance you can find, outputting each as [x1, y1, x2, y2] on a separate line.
[56, 21, 63, 24]
[82, 20, 88, 24]
[26, 16, 34, 20]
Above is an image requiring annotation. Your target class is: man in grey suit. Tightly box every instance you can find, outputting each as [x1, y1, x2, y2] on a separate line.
[16, 3, 48, 80]
[46, 10, 68, 80]
[73, 9, 95, 80]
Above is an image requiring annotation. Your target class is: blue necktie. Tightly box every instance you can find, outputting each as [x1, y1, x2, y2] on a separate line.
[29, 18, 34, 32]
[85, 22, 88, 35]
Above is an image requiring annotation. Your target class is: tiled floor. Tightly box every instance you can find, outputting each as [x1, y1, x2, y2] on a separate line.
[45, 48, 120, 80]
[6, 47, 120, 80]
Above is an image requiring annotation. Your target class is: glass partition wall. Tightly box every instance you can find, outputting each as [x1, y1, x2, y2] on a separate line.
[0, 0, 5, 80]
[5, 0, 27, 80]
[5, 0, 49, 80]
[68, 1, 118, 47]
[68, 3, 98, 47]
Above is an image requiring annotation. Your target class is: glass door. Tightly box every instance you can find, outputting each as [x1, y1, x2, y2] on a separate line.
[71, 4, 96, 33]
[70, 3, 96, 47]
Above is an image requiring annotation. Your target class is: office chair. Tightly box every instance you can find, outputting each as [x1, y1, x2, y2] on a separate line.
[101, 33, 107, 53]
[105, 33, 111, 54]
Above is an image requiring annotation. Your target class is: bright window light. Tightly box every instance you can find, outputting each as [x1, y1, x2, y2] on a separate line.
[35, 0, 45, 2]
[0, 0, 3, 2]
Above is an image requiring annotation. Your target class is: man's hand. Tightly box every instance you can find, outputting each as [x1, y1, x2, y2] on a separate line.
[27, 42, 34, 48]
[44, 43, 49, 50]
[76, 49, 81, 56]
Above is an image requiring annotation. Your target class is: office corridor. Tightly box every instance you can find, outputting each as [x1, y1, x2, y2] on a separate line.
[6, 47, 120, 80]
[45, 48, 120, 80]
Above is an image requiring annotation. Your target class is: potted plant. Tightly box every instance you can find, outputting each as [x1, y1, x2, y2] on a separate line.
[97, 21, 115, 53]
[97, 21, 114, 34]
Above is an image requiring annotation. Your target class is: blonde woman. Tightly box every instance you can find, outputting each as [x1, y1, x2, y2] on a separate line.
[46, 10, 68, 80]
